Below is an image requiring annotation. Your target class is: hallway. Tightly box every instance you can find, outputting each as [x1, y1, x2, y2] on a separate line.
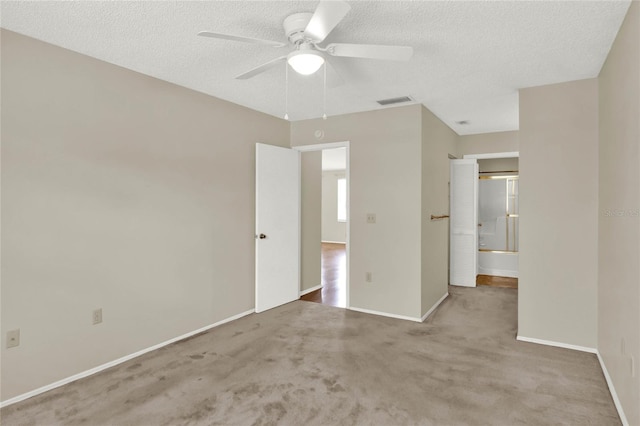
[300, 243, 346, 308]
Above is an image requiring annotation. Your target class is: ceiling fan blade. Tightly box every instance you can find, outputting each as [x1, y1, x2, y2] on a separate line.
[235, 56, 287, 80]
[198, 31, 286, 48]
[326, 43, 413, 61]
[304, 0, 351, 43]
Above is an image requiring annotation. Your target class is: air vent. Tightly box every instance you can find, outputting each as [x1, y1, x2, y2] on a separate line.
[376, 96, 414, 106]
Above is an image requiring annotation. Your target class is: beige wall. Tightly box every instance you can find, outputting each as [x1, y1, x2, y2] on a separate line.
[420, 107, 458, 316]
[322, 170, 347, 243]
[518, 79, 599, 348]
[478, 158, 519, 173]
[0, 30, 289, 400]
[301, 152, 322, 292]
[292, 105, 423, 319]
[598, 1, 640, 423]
[457, 131, 519, 157]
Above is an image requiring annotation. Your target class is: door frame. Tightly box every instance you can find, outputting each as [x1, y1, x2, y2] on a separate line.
[294, 141, 351, 309]
[462, 152, 519, 160]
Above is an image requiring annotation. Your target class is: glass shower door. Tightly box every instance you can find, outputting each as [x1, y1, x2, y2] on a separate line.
[478, 176, 518, 252]
[506, 177, 518, 251]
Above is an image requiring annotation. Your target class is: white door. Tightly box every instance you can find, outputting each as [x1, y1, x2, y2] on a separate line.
[255, 143, 300, 313]
[450, 159, 478, 287]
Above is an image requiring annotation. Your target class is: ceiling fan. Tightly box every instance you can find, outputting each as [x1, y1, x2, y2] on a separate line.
[198, 0, 413, 80]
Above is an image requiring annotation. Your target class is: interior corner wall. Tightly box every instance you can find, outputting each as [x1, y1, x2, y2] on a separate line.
[518, 78, 599, 349]
[322, 170, 347, 243]
[420, 106, 457, 316]
[301, 151, 322, 292]
[291, 105, 423, 319]
[456, 131, 519, 158]
[598, 0, 640, 423]
[0, 30, 290, 401]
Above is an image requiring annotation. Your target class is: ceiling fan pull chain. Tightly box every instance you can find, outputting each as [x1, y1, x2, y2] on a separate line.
[284, 63, 289, 120]
[322, 62, 327, 120]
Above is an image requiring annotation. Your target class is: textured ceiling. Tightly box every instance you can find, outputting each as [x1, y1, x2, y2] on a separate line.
[0, 1, 631, 135]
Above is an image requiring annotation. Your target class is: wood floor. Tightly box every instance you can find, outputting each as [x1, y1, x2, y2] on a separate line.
[300, 242, 346, 308]
[477, 274, 518, 289]
[299, 246, 517, 306]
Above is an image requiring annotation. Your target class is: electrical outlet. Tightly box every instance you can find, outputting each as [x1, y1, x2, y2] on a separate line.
[93, 308, 103, 325]
[366, 213, 376, 224]
[366, 272, 372, 283]
[7, 329, 20, 349]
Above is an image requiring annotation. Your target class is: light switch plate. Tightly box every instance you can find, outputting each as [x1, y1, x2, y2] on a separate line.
[93, 308, 103, 325]
[7, 329, 20, 348]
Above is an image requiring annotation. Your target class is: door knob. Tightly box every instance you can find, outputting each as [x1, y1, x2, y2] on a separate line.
[258, 233, 267, 239]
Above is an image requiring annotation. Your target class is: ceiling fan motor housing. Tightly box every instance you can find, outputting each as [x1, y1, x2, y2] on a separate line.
[283, 12, 314, 45]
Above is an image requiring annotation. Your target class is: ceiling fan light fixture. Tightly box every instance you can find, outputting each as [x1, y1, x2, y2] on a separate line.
[287, 50, 324, 75]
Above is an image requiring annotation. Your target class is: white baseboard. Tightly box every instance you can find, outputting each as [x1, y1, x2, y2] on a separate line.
[450, 282, 477, 288]
[0, 309, 255, 408]
[516, 335, 597, 354]
[478, 268, 518, 278]
[515, 337, 628, 424]
[321, 240, 346, 244]
[299, 284, 322, 296]
[348, 307, 422, 323]
[597, 351, 629, 426]
[421, 292, 449, 322]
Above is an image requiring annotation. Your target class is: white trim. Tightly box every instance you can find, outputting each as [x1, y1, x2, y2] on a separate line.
[516, 335, 597, 354]
[0, 309, 255, 408]
[597, 351, 629, 426]
[450, 282, 477, 288]
[293, 141, 349, 152]
[420, 292, 449, 322]
[321, 240, 346, 244]
[348, 307, 422, 323]
[299, 284, 322, 296]
[345, 144, 350, 309]
[477, 267, 518, 278]
[463, 151, 519, 160]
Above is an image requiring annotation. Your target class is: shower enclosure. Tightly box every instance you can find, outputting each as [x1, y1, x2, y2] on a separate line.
[478, 175, 519, 277]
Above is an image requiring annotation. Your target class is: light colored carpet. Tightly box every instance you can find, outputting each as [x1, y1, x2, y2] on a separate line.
[1, 286, 620, 425]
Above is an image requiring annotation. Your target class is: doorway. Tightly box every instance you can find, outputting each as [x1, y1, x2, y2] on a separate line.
[451, 152, 519, 289]
[295, 142, 350, 308]
[477, 158, 519, 289]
